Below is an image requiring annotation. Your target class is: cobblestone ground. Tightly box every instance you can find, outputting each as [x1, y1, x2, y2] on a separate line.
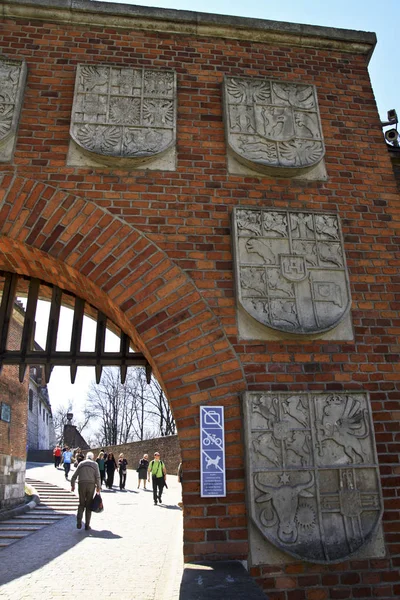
[0, 462, 184, 600]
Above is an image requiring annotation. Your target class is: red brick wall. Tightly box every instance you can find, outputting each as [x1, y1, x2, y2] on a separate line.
[389, 152, 400, 190]
[0, 8, 399, 598]
[0, 319, 28, 459]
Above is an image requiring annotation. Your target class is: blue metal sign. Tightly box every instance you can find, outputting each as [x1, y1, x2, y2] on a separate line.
[200, 406, 226, 497]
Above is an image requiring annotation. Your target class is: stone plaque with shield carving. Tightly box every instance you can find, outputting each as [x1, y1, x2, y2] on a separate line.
[0, 57, 27, 162]
[233, 207, 351, 335]
[70, 65, 176, 164]
[223, 76, 325, 177]
[243, 391, 383, 563]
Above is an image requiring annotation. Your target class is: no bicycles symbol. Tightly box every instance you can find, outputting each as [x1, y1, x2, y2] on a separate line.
[200, 406, 226, 498]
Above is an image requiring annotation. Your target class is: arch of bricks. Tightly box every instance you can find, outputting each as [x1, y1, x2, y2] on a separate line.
[0, 174, 247, 561]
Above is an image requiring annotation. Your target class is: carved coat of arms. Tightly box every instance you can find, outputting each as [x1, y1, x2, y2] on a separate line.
[70, 65, 176, 161]
[0, 57, 27, 160]
[233, 208, 351, 335]
[243, 391, 383, 563]
[223, 76, 325, 176]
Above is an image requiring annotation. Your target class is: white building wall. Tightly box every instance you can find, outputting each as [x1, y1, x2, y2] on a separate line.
[27, 369, 53, 450]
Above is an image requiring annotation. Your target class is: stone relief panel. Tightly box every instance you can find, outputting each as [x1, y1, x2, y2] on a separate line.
[69, 65, 176, 169]
[243, 391, 383, 563]
[223, 76, 326, 179]
[0, 57, 27, 163]
[233, 207, 352, 336]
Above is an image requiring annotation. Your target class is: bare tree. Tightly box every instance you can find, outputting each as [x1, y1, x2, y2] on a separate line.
[85, 367, 175, 444]
[140, 372, 176, 436]
[86, 368, 139, 445]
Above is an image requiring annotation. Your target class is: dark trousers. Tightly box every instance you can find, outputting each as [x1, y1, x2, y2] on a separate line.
[77, 482, 95, 526]
[152, 476, 164, 504]
[99, 470, 105, 485]
[54, 456, 61, 468]
[64, 462, 71, 478]
[119, 471, 126, 489]
[106, 470, 115, 488]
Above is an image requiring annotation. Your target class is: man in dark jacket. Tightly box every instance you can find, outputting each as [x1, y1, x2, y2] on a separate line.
[71, 451, 101, 530]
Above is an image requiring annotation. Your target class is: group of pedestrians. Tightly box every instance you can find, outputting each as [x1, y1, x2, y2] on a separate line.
[134, 452, 168, 505]
[53, 445, 169, 498]
[67, 449, 171, 530]
[95, 451, 127, 490]
[53, 444, 175, 529]
[53, 445, 85, 480]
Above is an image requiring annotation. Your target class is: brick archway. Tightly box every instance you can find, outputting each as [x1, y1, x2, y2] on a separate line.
[0, 175, 247, 560]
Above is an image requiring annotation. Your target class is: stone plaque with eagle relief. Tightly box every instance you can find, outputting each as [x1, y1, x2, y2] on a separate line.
[223, 76, 325, 177]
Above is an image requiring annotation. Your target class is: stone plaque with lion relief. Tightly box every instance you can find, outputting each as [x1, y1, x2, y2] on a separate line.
[243, 391, 383, 563]
[233, 207, 352, 336]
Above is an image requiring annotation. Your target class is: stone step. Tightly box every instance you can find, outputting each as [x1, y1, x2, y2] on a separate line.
[14, 516, 63, 522]
[0, 477, 79, 551]
[5, 520, 62, 526]
[0, 525, 43, 531]
[41, 500, 77, 505]
[39, 496, 78, 501]
[35, 488, 75, 498]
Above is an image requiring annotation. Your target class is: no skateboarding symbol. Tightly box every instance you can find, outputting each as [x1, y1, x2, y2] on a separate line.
[200, 406, 226, 497]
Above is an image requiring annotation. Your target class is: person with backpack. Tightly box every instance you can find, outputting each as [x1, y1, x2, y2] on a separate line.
[147, 452, 166, 505]
[62, 446, 73, 480]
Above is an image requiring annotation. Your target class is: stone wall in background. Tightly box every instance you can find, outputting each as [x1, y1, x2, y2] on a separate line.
[90, 435, 181, 475]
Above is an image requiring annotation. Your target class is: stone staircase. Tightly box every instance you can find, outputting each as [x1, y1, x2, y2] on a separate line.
[0, 478, 79, 548]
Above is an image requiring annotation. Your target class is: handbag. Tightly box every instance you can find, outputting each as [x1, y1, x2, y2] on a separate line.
[90, 493, 104, 513]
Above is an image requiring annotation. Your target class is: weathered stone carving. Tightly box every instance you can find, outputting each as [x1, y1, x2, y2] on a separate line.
[223, 76, 325, 177]
[0, 57, 27, 162]
[233, 208, 351, 335]
[243, 391, 383, 563]
[70, 65, 176, 163]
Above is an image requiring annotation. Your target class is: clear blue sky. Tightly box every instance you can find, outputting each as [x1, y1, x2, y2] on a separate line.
[46, 0, 399, 421]
[100, 0, 399, 122]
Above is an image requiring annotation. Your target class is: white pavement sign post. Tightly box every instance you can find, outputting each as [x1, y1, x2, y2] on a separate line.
[200, 406, 226, 498]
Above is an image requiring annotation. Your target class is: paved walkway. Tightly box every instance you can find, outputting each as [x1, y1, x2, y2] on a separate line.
[0, 462, 184, 600]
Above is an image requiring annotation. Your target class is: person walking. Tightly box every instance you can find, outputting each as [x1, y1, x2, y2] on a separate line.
[96, 451, 106, 486]
[118, 453, 128, 490]
[137, 454, 149, 489]
[74, 448, 85, 467]
[71, 451, 101, 531]
[105, 452, 118, 489]
[62, 446, 73, 480]
[148, 452, 166, 505]
[53, 445, 62, 468]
